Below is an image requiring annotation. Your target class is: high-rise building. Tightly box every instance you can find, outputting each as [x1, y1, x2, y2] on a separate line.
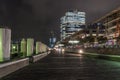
[49, 31, 56, 48]
[93, 7, 120, 45]
[60, 10, 85, 41]
[93, 7, 120, 38]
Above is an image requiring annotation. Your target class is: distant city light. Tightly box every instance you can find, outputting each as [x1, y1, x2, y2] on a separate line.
[12, 46, 16, 49]
[68, 40, 79, 44]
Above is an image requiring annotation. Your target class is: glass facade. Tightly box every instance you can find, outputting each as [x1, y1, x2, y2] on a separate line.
[49, 37, 56, 48]
[60, 10, 85, 41]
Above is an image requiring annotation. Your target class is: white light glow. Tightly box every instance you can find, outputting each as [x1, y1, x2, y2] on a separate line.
[68, 40, 79, 44]
[62, 48, 65, 52]
[78, 49, 83, 53]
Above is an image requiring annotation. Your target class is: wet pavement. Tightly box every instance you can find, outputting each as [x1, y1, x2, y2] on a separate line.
[1, 51, 120, 80]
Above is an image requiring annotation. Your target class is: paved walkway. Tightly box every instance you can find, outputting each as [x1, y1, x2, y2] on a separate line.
[1, 52, 120, 80]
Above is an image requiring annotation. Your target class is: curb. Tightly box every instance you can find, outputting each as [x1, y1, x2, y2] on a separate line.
[0, 52, 50, 79]
[83, 52, 120, 62]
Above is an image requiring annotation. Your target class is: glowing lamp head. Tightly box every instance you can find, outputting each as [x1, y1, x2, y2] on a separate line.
[12, 46, 16, 49]
[62, 48, 65, 52]
[78, 49, 83, 53]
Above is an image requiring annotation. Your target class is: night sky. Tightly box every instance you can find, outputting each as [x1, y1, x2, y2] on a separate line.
[0, 0, 120, 45]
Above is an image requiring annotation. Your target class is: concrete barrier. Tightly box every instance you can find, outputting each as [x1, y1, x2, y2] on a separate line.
[33, 52, 50, 62]
[83, 52, 120, 62]
[66, 48, 120, 62]
[85, 48, 120, 55]
[0, 52, 50, 78]
[0, 58, 29, 78]
[65, 48, 80, 53]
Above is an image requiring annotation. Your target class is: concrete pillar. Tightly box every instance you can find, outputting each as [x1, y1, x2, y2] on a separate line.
[43, 44, 47, 52]
[20, 38, 27, 57]
[40, 43, 47, 53]
[36, 42, 41, 54]
[40, 42, 43, 53]
[0, 28, 11, 62]
[27, 38, 34, 56]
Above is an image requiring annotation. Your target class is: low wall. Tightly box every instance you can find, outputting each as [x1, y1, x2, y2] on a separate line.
[83, 52, 120, 62]
[65, 47, 120, 55]
[0, 58, 29, 78]
[33, 52, 50, 62]
[65, 48, 79, 53]
[65, 48, 120, 62]
[0, 52, 50, 78]
[85, 48, 120, 55]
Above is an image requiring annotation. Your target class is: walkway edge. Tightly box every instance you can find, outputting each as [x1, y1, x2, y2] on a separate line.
[0, 52, 50, 79]
[83, 52, 120, 62]
[33, 52, 50, 62]
[0, 58, 29, 78]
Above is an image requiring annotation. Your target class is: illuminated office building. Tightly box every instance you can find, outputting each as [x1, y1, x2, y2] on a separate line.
[93, 7, 120, 38]
[93, 7, 120, 45]
[60, 10, 85, 41]
[49, 31, 56, 48]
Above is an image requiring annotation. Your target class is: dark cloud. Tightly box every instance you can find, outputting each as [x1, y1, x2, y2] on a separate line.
[0, 0, 120, 45]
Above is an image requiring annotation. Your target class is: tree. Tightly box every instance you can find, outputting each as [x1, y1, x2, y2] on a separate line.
[84, 36, 95, 43]
[97, 36, 107, 43]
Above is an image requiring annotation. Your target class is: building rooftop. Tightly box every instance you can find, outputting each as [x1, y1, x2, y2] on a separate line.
[93, 7, 120, 23]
